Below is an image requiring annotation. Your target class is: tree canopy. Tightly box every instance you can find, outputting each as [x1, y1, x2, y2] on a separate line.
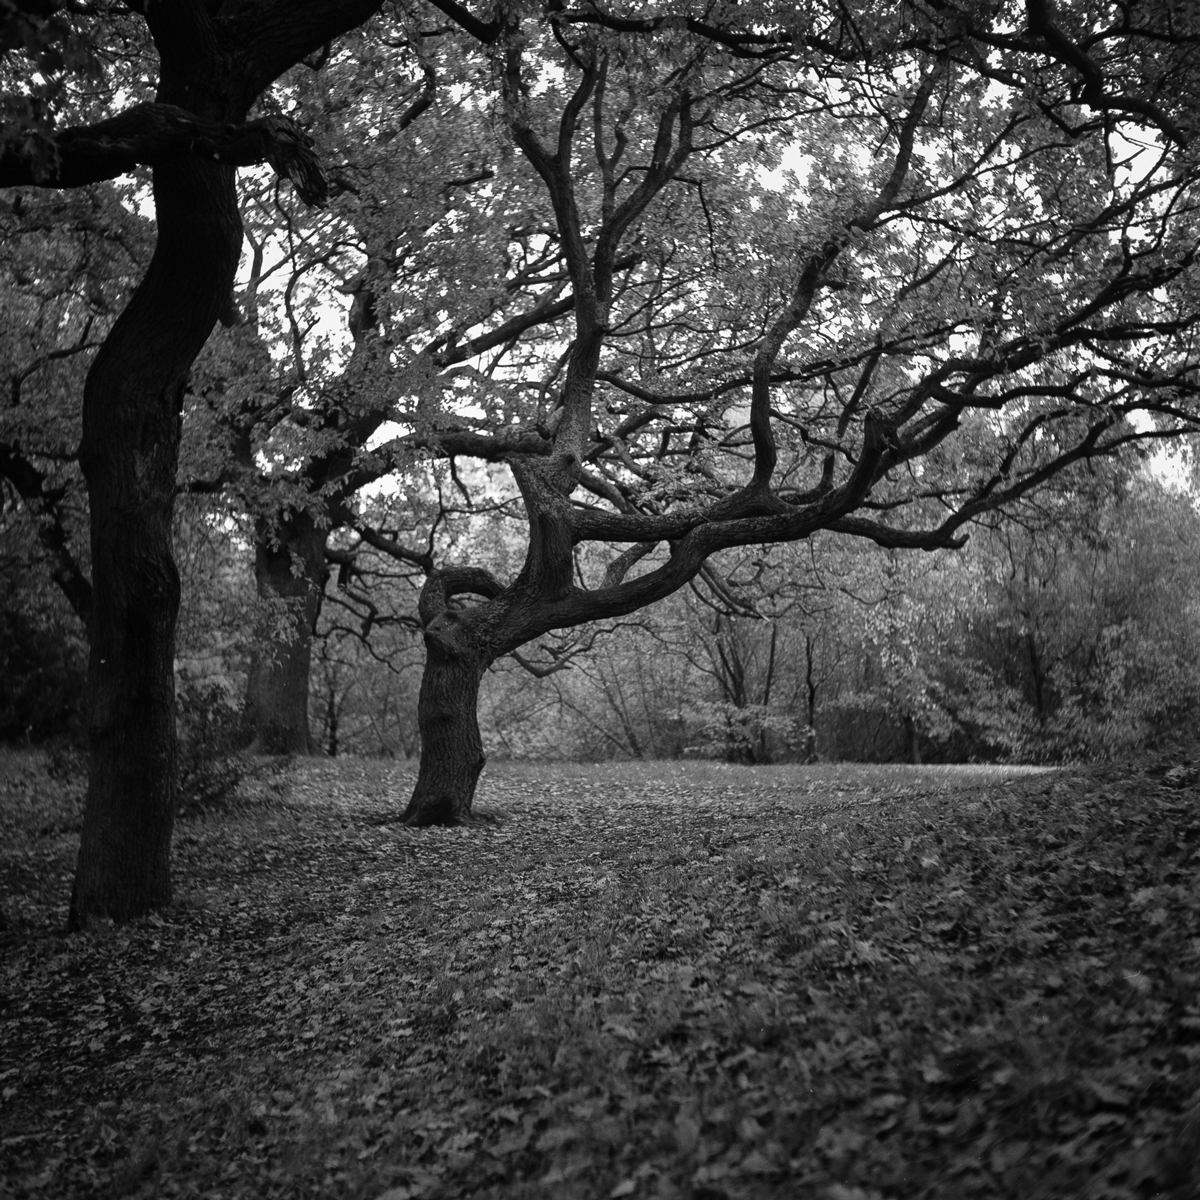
[2, 0, 1200, 913]
[357, 0, 1200, 821]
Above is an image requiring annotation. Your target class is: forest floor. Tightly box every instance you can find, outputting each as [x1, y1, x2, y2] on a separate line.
[2, 751, 1199, 1200]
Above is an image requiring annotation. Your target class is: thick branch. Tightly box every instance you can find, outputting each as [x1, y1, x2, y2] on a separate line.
[0, 441, 92, 627]
[553, 6, 851, 61]
[420, 0, 502, 45]
[824, 515, 967, 551]
[601, 541, 657, 588]
[1023, 0, 1188, 145]
[0, 103, 329, 204]
[746, 69, 937, 492]
[385, 425, 551, 463]
[418, 564, 506, 628]
[226, 0, 389, 98]
[351, 522, 434, 574]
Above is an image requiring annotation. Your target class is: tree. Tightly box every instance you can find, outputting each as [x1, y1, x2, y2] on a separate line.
[0, 555, 87, 742]
[532, 617, 695, 760]
[959, 468, 1200, 760]
[182, 21, 593, 754]
[0, 180, 153, 633]
[2, 0, 389, 926]
[388, 0, 1200, 823]
[670, 558, 815, 765]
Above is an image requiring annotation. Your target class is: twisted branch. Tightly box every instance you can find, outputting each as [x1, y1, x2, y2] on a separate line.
[0, 103, 329, 204]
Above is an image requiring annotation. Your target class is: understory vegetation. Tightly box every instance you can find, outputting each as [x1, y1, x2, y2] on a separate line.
[3, 750, 1199, 1199]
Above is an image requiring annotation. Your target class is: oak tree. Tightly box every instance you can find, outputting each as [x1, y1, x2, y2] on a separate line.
[2, 0, 387, 926]
[185, 22, 590, 753]
[389, 0, 1200, 823]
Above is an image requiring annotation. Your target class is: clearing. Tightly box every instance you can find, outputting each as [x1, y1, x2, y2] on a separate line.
[1, 753, 1198, 1199]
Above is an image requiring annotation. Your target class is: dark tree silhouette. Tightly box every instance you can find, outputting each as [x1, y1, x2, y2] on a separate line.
[2, 0, 386, 927]
[392, 0, 1200, 824]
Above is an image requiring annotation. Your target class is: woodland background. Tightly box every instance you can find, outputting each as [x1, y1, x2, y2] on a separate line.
[7, 457, 1200, 773]
[4, 2, 1200, 786]
[4, 6, 1200, 1196]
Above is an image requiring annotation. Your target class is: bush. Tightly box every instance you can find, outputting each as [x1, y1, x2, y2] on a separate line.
[685, 700, 807, 764]
[176, 680, 255, 817]
[0, 605, 87, 743]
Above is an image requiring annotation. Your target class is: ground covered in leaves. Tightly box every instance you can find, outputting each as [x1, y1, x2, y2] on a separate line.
[2, 751, 1199, 1200]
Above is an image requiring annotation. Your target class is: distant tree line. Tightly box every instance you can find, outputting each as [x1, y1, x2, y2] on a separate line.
[8, 454, 1198, 768]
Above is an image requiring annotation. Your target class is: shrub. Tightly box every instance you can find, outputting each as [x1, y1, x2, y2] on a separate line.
[176, 680, 254, 817]
[0, 604, 87, 743]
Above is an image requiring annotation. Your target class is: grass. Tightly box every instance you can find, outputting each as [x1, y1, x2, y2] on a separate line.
[483, 758, 1051, 788]
[1, 748, 1198, 1199]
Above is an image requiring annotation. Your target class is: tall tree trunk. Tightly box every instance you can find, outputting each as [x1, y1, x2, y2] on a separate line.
[402, 638, 488, 826]
[804, 632, 819, 762]
[904, 714, 922, 765]
[1026, 630, 1049, 721]
[70, 155, 242, 929]
[323, 655, 340, 757]
[245, 509, 326, 754]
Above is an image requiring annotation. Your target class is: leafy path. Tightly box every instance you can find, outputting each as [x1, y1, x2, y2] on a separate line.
[2, 754, 1199, 1199]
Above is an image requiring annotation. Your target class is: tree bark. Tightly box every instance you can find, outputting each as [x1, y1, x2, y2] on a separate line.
[904, 714, 922, 765]
[0, 103, 328, 201]
[70, 153, 242, 929]
[1026, 630, 1049, 721]
[804, 632, 820, 762]
[245, 509, 327, 755]
[402, 635, 488, 826]
[53, 0, 387, 931]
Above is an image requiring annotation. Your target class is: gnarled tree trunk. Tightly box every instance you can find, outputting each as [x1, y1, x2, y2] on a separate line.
[39, 0, 387, 932]
[245, 509, 327, 755]
[401, 566, 503, 826]
[402, 637, 488, 826]
[71, 153, 242, 929]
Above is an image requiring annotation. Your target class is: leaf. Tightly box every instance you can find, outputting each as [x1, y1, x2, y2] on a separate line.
[601, 1020, 639, 1042]
[6, 751, 1197, 1200]
[535, 1126, 578, 1152]
[740, 1147, 782, 1175]
[487, 1130, 531, 1157]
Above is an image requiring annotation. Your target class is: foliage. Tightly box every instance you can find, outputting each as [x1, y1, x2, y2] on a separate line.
[4, 752, 1200, 1197]
[173, 502, 263, 811]
[173, 499, 258, 708]
[489, 472, 1200, 768]
[685, 700, 808, 764]
[0, 181, 150, 635]
[0, 0, 107, 176]
[532, 621, 697, 762]
[174, 681, 255, 819]
[0, 571, 86, 742]
[309, 626, 423, 759]
[957, 475, 1200, 762]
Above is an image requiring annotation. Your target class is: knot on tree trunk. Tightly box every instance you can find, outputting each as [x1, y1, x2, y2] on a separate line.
[258, 115, 328, 206]
[0, 103, 330, 205]
[418, 565, 506, 629]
